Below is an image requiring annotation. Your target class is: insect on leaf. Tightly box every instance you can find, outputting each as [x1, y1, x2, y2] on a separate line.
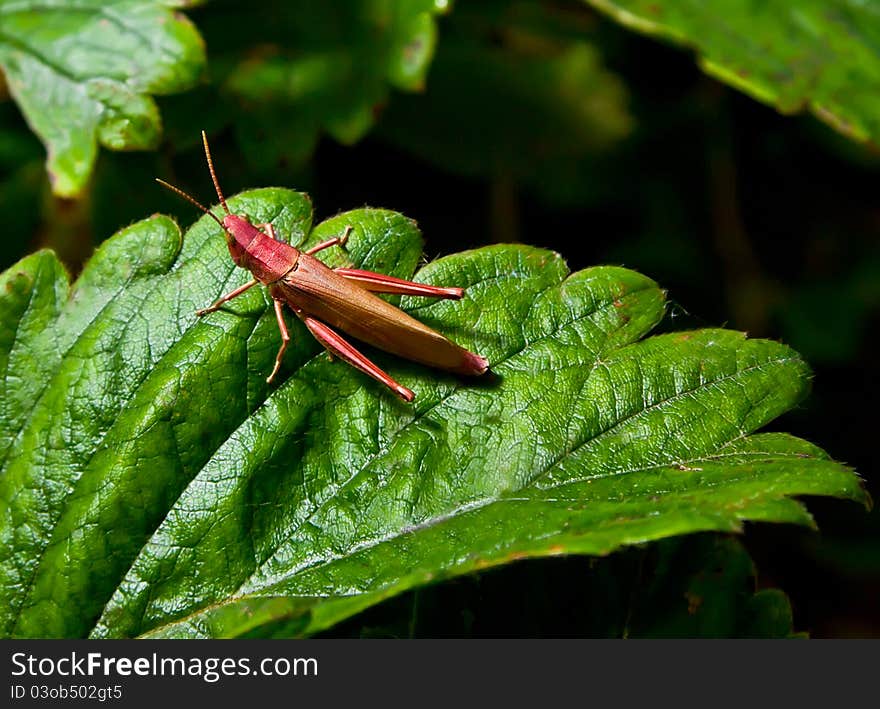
[0, 189, 866, 638]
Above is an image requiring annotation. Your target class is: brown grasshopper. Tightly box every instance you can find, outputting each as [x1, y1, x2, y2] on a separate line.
[157, 132, 489, 402]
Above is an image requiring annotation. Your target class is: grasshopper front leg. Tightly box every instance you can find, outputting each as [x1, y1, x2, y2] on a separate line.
[196, 278, 260, 316]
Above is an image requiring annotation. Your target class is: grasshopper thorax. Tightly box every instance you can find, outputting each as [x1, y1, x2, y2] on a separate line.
[221, 213, 257, 268]
[223, 213, 300, 284]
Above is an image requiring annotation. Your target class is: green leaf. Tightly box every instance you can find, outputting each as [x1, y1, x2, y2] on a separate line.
[583, 0, 880, 145]
[776, 251, 880, 365]
[0, 189, 865, 638]
[0, 0, 206, 196]
[380, 1, 633, 197]
[625, 535, 798, 638]
[214, 0, 448, 172]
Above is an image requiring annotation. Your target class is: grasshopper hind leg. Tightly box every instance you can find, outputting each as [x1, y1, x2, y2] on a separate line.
[296, 312, 414, 402]
[333, 269, 464, 300]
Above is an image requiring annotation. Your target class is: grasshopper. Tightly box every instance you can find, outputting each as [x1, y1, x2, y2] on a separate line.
[157, 132, 489, 402]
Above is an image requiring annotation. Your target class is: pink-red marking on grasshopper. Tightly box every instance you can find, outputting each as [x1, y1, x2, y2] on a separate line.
[156, 132, 489, 402]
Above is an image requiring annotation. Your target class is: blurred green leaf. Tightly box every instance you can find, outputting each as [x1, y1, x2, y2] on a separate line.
[0, 189, 865, 638]
[584, 0, 880, 145]
[0, 0, 206, 196]
[204, 0, 448, 173]
[380, 1, 633, 201]
[776, 252, 880, 364]
[627, 535, 798, 638]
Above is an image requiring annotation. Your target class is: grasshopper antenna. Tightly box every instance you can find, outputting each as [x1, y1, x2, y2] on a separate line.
[201, 130, 230, 215]
[155, 178, 225, 230]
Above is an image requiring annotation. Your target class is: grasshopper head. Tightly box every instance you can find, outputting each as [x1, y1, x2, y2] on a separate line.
[222, 213, 258, 267]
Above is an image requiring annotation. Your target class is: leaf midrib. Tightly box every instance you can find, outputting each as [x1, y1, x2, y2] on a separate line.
[238, 349, 794, 598]
[143, 447, 832, 638]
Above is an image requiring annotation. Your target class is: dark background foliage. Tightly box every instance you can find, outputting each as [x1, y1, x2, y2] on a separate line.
[1, 0, 876, 636]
